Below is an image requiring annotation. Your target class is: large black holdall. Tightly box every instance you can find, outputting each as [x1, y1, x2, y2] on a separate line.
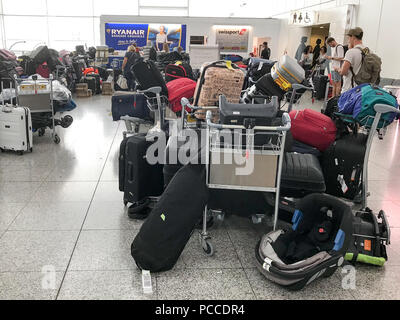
[322, 133, 368, 200]
[132, 59, 168, 96]
[30, 46, 50, 65]
[165, 62, 194, 83]
[255, 73, 286, 101]
[120, 133, 164, 207]
[131, 165, 208, 272]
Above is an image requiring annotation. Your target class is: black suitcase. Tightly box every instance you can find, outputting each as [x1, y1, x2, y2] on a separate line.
[131, 165, 208, 272]
[255, 73, 286, 101]
[322, 133, 368, 200]
[313, 74, 329, 100]
[165, 62, 194, 82]
[219, 95, 278, 128]
[29, 46, 50, 65]
[112, 93, 150, 121]
[47, 49, 62, 71]
[86, 73, 101, 94]
[248, 61, 275, 82]
[82, 76, 96, 94]
[132, 59, 168, 96]
[121, 134, 164, 205]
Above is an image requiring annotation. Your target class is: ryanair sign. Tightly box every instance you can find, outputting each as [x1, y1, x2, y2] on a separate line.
[105, 23, 187, 51]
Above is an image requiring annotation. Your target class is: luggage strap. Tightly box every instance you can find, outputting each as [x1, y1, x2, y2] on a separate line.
[225, 60, 234, 70]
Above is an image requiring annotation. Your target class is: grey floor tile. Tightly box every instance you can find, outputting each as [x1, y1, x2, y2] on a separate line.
[0, 165, 54, 182]
[0, 231, 79, 272]
[83, 202, 143, 230]
[58, 270, 156, 300]
[0, 271, 63, 300]
[346, 265, 400, 300]
[9, 202, 89, 231]
[92, 181, 123, 203]
[46, 161, 105, 182]
[0, 203, 26, 230]
[175, 227, 242, 270]
[157, 269, 256, 300]
[31, 182, 97, 203]
[100, 161, 119, 182]
[68, 230, 138, 271]
[0, 182, 41, 203]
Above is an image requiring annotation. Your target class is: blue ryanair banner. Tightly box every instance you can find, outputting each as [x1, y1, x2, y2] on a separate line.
[105, 23, 187, 51]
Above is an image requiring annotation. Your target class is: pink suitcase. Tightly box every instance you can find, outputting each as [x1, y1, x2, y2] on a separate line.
[290, 109, 337, 152]
[167, 78, 197, 113]
[0, 49, 17, 61]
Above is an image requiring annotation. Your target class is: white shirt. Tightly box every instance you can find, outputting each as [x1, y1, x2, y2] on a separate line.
[342, 44, 365, 93]
[332, 45, 345, 69]
[300, 53, 313, 66]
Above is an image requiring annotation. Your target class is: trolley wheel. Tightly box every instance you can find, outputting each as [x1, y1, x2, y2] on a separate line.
[123, 200, 129, 206]
[199, 233, 215, 257]
[18, 151, 24, 156]
[29, 148, 33, 153]
[54, 135, 61, 144]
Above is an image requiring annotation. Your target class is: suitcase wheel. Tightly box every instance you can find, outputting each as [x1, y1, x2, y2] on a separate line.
[199, 233, 215, 257]
[54, 135, 61, 144]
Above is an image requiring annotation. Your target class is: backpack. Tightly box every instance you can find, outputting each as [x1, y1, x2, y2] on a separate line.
[351, 47, 382, 87]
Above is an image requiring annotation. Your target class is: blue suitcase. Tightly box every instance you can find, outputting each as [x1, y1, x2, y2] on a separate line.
[111, 93, 150, 121]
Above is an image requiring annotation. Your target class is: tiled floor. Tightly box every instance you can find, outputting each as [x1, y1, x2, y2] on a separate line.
[0, 93, 399, 300]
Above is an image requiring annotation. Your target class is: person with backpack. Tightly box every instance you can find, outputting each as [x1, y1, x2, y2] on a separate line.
[122, 44, 140, 91]
[326, 37, 346, 97]
[334, 27, 382, 94]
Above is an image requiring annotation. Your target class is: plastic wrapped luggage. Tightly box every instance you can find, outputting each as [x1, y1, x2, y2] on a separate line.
[289, 109, 337, 152]
[255, 73, 286, 101]
[165, 61, 194, 83]
[0, 49, 17, 61]
[120, 133, 164, 206]
[322, 133, 368, 201]
[111, 93, 150, 121]
[271, 55, 305, 91]
[0, 105, 33, 154]
[167, 78, 197, 113]
[255, 193, 353, 291]
[131, 165, 208, 273]
[132, 59, 168, 96]
[30, 46, 50, 65]
[193, 61, 245, 107]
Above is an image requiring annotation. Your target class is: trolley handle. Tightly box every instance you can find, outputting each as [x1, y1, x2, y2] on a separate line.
[374, 104, 400, 115]
[205, 111, 291, 132]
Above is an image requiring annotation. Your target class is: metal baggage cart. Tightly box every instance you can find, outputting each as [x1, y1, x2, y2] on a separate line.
[200, 108, 291, 256]
[14, 75, 61, 144]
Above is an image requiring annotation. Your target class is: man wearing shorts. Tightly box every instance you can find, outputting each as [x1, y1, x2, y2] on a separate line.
[326, 37, 345, 97]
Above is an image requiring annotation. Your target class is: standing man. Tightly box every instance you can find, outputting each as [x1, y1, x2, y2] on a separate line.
[326, 37, 345, 97]
[334, 27, 365, 94]
[261, 42, 271, 60]
[295, 37, 308, 63]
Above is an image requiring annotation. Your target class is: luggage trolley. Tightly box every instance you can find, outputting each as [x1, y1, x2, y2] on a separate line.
[14, 74, 61, 144]
[200, 109, 292, 256]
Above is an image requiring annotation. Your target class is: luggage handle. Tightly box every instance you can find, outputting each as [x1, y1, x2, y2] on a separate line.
[127, 161, 134, 184]
[206, 110, 291, 132]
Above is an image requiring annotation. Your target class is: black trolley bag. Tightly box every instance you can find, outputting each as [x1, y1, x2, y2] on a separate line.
[322, 133, 368, 200]
[131, 165, 208, 272]
[120, 133, 164, 210]
[313, 74, 329, 100]
[29, 45, 50, 66]
[132, 59, 168, 96]
[165, 61, 194, 83]
[255, 73, 286, 101]
[112, 92, 150, 122]
[82, 76, 96, 94]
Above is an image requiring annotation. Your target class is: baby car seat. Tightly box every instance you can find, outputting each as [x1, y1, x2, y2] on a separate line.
[255, 193, 353, 291]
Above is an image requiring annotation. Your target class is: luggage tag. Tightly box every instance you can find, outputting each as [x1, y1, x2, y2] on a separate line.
[142, 270, 153, 294]
[337, 175, 349, 194]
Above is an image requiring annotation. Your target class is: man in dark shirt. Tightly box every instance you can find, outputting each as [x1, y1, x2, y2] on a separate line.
[261, 42, 271, 60]
[122, 44, 140, 90]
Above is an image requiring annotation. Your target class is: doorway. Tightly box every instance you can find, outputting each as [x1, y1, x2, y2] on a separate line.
[310, 24, 330, 48]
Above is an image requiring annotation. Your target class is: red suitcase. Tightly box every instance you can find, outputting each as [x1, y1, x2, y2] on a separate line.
[167, 78, 197, 113]
[289, 109, 337, 152]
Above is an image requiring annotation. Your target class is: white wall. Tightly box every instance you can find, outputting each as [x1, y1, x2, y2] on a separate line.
[355, 0, 400, 78]
[100, 15, 282, 60]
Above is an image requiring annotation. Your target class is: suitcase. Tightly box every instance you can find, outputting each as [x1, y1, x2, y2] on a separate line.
[193, 61, 245, 107]
[313, 74, 329, 100]
[35, 63, 50, 79]
[248, 60, 275, 82]
[120, 134, 165, 206]
[271, 55, 305, 91]
[219, 94, 278, 127]
[132, 59, 168, 96]
[291, 140, 322, 157]
[167, 78, 197, 113]
[30, 46, 50, 65]
[289, 109, 337, 152]
[111, 93, 150, 121]
[165, 62, 194, 83]
[255, 73, 286, 101]
[90, 73, 101, 95]
[131, 165, 208, 273]
[322, 133, 368, 200]
[82, 76, 96, 94]
[0, 49, 17, 62]
[0, 105, 33, 154]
